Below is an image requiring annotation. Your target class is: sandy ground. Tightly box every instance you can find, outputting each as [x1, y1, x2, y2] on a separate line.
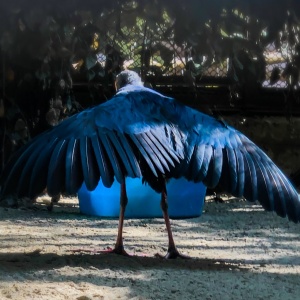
[1, 195, 300, 300]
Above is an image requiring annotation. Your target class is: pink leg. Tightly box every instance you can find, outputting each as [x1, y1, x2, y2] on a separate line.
[72, 182, 129, 255]
[110, 181, 129, 255]
[158, 182, 190, 259]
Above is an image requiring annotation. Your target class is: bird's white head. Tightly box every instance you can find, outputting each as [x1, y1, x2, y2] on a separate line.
[115, 70, 143, 91]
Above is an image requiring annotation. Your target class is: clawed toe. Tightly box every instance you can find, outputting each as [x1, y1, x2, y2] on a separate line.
[155, 247, 191, 259]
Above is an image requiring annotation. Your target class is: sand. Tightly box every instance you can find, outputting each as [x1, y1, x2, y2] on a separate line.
[1, 195, 300, 300]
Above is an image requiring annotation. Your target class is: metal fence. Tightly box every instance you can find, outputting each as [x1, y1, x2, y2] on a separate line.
[91, 10, 291, 89]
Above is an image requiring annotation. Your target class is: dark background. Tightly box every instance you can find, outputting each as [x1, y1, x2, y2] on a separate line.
[0, 0, 299, 184]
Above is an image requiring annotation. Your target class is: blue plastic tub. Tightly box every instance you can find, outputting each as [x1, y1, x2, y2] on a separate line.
[78, 178, 206, 219]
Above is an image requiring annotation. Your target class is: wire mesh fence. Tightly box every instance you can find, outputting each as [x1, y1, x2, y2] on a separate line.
[87, 7, 295, 90]
[97, 34, 290, 89]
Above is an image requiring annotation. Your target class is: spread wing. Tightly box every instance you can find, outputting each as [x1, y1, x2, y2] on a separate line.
[1, 85, 299, 223]
[117, 87, 300, 223]
[157, 98, 300, 223]
[0, 87, 184, 198]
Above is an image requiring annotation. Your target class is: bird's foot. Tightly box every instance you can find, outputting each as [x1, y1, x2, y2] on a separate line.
[155, 246, 191, 259]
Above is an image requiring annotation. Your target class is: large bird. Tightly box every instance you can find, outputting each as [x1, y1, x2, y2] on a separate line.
[1, 70, 299, 259]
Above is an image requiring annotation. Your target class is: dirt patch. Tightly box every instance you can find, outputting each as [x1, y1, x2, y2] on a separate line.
[1, 196, 300, 300]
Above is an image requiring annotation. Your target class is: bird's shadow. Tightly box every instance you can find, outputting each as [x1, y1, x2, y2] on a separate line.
[0, 250, 247, 274]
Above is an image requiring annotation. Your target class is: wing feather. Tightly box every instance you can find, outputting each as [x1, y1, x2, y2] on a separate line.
[98, 130, 124, 183]
[145, 131, 175, 168]
[226, 147, 238, 193]
[150, 127, 183, 162]
[117, 132, 142, 178]
[47, 140, 68, 196]
[139, 132, 170, 172]
[29, 138, 58, 198]
[240, 148, 258, 202]
[1, 140, 42, 196]
[232, 149, 245, 197]
[196, 145, 213, 183]
[66, 138, 84, 193]
[190, 144, 205, 180]
[107, 131, 136, 178]
[90, 135, 114, 188]
[80, 136, 100, 191]
[17, 141, 49, 197]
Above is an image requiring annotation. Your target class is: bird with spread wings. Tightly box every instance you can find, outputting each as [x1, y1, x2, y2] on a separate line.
[1, 70, 299, 259]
